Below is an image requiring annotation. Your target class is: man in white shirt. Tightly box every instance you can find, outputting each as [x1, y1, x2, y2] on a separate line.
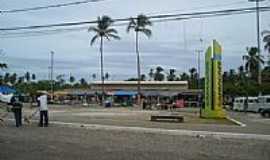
[37, 91, 49, 127]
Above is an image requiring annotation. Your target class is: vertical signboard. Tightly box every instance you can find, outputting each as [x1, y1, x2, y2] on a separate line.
[204, 46, 212, 113]
[202, 40, 226, 118]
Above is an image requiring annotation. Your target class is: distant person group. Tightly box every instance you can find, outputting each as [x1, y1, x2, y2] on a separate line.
[10, 91, 49, 127]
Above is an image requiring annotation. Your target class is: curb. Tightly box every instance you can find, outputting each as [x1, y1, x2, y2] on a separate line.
[6, 119, 270, 141]
[226, 116, 246, 127]
[49, 121, 270, 141]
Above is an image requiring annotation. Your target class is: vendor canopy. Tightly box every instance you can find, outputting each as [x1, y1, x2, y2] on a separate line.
[142, 91, 179, 97]
[109, 91, 137, 96]
[0, 85, 16, 94]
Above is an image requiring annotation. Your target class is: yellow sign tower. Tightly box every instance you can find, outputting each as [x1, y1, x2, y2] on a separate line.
[202, 40, 226, 118]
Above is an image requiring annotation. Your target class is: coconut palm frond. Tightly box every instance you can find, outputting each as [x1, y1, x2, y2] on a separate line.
[265, 42, 270, 53]
[140, 28, 152, 38]
[105, 28, 118, 34]
[107, 33, 120, 40]
[242, 55, 249, 61]
[0, 63, 7, 69]
[90, 35, 99, 46]
[127, 18, 136, 33]
[88, 27, 99, 33]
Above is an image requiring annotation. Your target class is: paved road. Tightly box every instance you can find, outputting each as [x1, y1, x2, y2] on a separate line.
[0, 124, 270, 160]
[3, 105, 270, 135]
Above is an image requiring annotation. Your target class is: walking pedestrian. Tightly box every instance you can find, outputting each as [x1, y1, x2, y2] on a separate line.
[244, 97, 248, 113]
[10, 95, 23, 127]
[38, 91, 49, 127]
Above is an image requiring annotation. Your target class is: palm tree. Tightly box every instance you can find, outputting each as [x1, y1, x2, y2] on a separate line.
[167, 69, 176, 81]
[180, 72, 189, 81]
[69, 75, 75, 84]
[88, 15, 120, 105]
[25, 72, 31, 82]
[31, 74, 36, 81]
[105, 72, 110, 80]
[262, 30, 270, 54]
[189, 68, 197, 80]
[148, 68, 154, 81]
[243, 47, 264, 80]
[263, 30, 270, 68]
[154, 66, 165, 81]
[0, 63, 7, 70]
[92, 73, 97, 81]
[127, 14, 152, 105]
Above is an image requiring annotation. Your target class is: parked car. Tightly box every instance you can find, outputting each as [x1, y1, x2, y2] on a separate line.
[233, 97, 258, 112]
[257, 95, 270, 113]
[260, 108, 270, 118]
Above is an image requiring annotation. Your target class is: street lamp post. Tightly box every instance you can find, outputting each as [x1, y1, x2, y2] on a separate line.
[50, 51, 54, 101]
[249, 0, 265, 85]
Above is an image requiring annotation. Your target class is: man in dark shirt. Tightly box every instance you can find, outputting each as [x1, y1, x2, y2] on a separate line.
[10, 95, 23, 127]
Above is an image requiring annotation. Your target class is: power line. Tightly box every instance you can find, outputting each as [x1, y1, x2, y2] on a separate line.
[146, 0, 248, 15]
[1, 6, 269, 32]
[0, 6, 270, 38]
[0, 0, 106, 14]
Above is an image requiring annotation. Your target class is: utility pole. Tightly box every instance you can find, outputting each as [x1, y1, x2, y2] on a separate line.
[249, 0, 265, 85]
[195, 49, 203, 89]
[196, 38, 203, 117]
[50, 51, 54, 101]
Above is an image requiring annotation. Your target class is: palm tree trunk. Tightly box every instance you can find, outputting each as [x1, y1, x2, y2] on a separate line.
[136, 31, 141, 106]
[100, 36, 105, 106]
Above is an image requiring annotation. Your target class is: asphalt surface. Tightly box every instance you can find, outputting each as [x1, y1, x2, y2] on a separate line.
[0, 124, 270, 160]
[1, 105, 270, 160]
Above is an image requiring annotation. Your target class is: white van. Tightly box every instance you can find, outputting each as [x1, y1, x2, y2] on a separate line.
[257, 95, 270, 112]
[0, 92, 13, 103]
[233, 97, 258, 112]
[233, 97, 245, 111]
[246, 97, 259, 112]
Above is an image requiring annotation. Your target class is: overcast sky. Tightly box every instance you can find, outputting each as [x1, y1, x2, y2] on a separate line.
[0, 0, 270, 81]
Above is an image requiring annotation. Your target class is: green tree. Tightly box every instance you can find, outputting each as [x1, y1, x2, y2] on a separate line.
[56, 74, 65, 86]
[127, 14, 152, 103]
[4, 73, 10, 83]
[80, 78, 87, 86]
[92, 73, 97, 81]
[0, 63, 7, 70]
[9, 73, 17, 85]
[89, 15, 120, 104]
[189, 68, 197, 89]
[148, 68, 154, 81]
[69, 75, 75, 84]
[238, 65, 246, 80]
[262, 30, 270, 54]
[25, 72, 31, 82]
[263, 30, 270, 69]
[140, 74, 146, 81]
[167, 69, 176, 81]
[31, 74, 36, 81]
[189, 68, 197, 80]
[154, 66, 165, 81]
[243, 47, 264, 80]
[105, 72, 110, 80]
[17, 76, 24, 84]
[180, 72, 189, 81]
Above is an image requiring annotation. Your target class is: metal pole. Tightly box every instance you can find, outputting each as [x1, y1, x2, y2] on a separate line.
[256, 0, 262, 85]
[50, 51, 54, 101]
[249, 0, 265, 84]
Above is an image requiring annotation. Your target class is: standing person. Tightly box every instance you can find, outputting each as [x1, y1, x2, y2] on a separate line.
[10, 95, 23, 127]
[38, 91, 49, 127]
[244, 97, 248, 113]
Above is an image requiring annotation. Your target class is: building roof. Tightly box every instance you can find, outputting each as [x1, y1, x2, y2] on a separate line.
[92, 81, 188, 85]
[0, 85, 17, 94]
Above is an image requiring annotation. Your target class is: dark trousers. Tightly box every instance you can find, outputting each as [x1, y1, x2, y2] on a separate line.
[39, 111, 49, 127]
[13, 108, 22, 127]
